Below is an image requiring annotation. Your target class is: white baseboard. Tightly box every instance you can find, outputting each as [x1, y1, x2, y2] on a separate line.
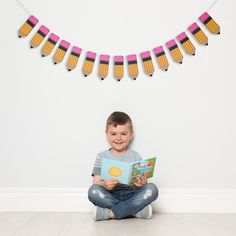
[0, 188, 236, 213]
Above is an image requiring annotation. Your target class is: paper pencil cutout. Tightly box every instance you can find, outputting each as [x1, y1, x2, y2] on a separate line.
[98, 55, 110, 80]
[199, 12, 220, 34]
[140, 51, 155, 76]
[41, 33, 59, 57]
[166, 39, 183, 64]
[66, 46, 82, 71]
[114, 56, 124, 81]
[18, 15, 39, 38]
[153, 46, 169, 71]
[53, 40, 70, 64]
[177, 32, 196, 56]
[30, 25, 49, 48]
[127, 54, 139, 80]
[82, 51, 96, 76]
[188, 23, 208, 45]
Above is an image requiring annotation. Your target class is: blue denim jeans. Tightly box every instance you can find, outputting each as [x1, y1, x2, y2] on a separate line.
[88, 183, 158, 219]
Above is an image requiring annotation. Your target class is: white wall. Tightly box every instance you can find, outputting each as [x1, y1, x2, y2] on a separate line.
[1, 0, 236, 211]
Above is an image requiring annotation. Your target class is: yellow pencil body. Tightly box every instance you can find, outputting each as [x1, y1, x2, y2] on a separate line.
[199, 12, 220, 34]
[140, 51, 154, 76]
[83, 52, 96, 76]
[127, 55, 138, 79]
[114, 56, 124, 81]
[41, 33, 59, 57]
[18, 15, 39, 38]
[66, 46, 82, 71]
[166, 40, 183, 64]
[98, 55, 110, 80]
[189, 23, 208, 45]
[177, 32, 196, 56]
[30, 25, 49, 48]
[53, 40, 70, 64]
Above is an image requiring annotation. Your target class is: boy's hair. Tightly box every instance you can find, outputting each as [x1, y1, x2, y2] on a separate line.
[106, 111, 133, 131]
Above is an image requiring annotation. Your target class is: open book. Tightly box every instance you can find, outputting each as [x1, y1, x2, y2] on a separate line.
[101, 157, 156, 185]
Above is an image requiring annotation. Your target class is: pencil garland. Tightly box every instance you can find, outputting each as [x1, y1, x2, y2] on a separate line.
[18, 9, 220, 81]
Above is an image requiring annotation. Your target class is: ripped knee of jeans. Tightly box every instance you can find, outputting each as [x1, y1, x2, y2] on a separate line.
[143, 183, 159, 200]
[92, 189, 105, 199]
[143, 189, 152, 199]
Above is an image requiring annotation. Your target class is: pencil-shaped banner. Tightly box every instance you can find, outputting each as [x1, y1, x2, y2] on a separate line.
[114, 56, 124, 81]
[98, 55, 110, 80]
[41, 33, 59, 57]
[140, 51, 155, 76]
[127, 54, 139, 80]
[82, 51, 96, 77]
[30, 25, 49, 48]
[188, 23, 208, 45]
[18, 15, 39, 38]
[166, 39, 183, 64]
[66, 46, 82, 71]
[176, 32, 196, 56]
[53, 40, 70, 64]
[153, 46, 169, 71]
[199, 12, 220, 34]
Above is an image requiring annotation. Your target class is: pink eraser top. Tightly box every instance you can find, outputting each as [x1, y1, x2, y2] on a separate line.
[199, 12, 210, 22]
[49, 33, 59, 42]
[153, 46, 164, 55]
[87, 51, 96, 59]
[39, 25, 49, 35]
[166, 39, 177, 48]
[100, 55, 110, 61]
[127, 54, 137, 61]
[60, 40, 70, 49]
[29, 15, 39, 25]
[72, 46, 82, 54]
[140, 51, 151, 58]
[188, 23, 199, 32]
[177, 32, 187, 41]
[114, 56, 124, 62]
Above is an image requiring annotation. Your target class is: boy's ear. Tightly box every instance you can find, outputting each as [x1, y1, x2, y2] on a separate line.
[130, 131, 134, 140]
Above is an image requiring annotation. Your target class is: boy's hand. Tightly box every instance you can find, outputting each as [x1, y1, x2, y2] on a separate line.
[103, 179, 119, 190]
[134, 172, 149, 187]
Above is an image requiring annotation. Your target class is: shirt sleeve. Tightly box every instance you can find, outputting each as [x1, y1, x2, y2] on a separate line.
[91, 153, 102, 176]
[135, 151, 142, 161]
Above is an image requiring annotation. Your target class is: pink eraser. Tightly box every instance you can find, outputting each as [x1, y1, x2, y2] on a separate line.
[199, 12, 210, 23]
[39, 25, 49, 35]
[86, 51, 96, 59]
[49, 33, 59, 42]
[127, 54, 137, 61]
[60, 40, 70, 49]
[188, 23, 199, 33]
[72, 46, 82, 54]
[140, 51, 151, 59]
[153, 46, 164, 55]
[177, 32, 187, 41]
[166, 39, 177, 49]
[28, 15, 39, 25]
[114, 56, 124, 62]
[100, 55, 110, 62]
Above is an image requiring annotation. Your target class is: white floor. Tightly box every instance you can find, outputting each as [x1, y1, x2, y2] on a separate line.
[0, 212, 236, 236]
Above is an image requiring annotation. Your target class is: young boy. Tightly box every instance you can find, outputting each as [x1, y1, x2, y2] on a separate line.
[88, 111, 158, 221]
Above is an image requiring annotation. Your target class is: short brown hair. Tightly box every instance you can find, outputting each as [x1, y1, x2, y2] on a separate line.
[106, 111, 133, 131]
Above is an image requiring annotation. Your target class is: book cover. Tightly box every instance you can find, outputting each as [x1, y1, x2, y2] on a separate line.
[101, 157, 156, 185]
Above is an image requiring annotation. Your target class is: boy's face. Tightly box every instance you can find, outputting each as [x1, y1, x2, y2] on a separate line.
[106, 122, 133, 154]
